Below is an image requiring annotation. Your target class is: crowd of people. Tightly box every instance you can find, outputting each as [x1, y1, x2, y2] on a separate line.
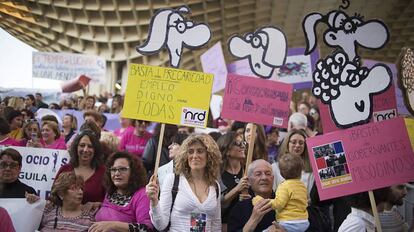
[0, 92, 412, 232]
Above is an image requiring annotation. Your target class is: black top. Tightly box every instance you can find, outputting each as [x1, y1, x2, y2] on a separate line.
[228, 191, 276, 232]
[221, 169, 243, 223]
[64, 129, 75, 143]
[0, 179, 36, 198]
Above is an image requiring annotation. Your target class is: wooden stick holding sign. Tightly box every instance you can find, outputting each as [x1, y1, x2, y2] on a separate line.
[368, 190, 382, 232]
[152, 123, 165, 182]
[244, 123, 257, 174]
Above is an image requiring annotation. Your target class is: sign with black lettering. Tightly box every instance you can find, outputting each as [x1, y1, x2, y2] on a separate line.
[0, 146, 70, 199]
[306, 117, 414, 200]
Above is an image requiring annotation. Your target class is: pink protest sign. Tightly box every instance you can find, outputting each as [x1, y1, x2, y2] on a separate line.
[320, 61, 398, 133]
[221, 74, 293, 128]
[307, 117, 414, 200]
[200, 41, 228, 93]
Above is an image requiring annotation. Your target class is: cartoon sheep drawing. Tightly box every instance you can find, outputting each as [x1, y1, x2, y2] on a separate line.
[302, 8, 392, 128]
[228, 26, 287, 79]
[137, 6, 211, 68]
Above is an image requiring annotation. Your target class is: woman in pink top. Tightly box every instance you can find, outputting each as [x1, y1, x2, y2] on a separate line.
[0, 117, 19, 146]
[38, 121, 67, 150]
[119, 120, 152, 157]
[113, 117, 134, 140]
[90, 151, 152, 232]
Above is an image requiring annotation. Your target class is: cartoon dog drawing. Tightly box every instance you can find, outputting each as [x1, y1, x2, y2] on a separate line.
[137, 6, 211, 68]
[228, 26, 287, 79]
[302, 9, 392, 128]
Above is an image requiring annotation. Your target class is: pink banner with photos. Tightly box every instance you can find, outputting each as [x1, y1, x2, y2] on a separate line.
[320, 61, 398, 133]
[221, 74, 293, 128]
[307, 117, 414, 200]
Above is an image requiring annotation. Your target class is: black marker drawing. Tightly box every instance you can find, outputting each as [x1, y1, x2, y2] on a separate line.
[137, 6, 211, 68]
[228, 26, 287, 79]
[302, 5, 392, 128]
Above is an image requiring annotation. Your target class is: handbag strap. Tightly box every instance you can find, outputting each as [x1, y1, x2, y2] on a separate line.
[164, 174, 180, 231]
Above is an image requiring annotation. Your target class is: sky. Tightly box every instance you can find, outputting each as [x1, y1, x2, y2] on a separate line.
[0, 28, 61, 90]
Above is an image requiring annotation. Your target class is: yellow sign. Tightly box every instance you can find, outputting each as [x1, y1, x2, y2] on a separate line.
[123, 64, 214, 128]
[405, 118, 414, 150]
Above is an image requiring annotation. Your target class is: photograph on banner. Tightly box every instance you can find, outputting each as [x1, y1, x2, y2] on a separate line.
[32, 51, 106, 83]
[319, 61, 398, 133]
[306, 117, 414, 200]
[122, 64, 213, 128]
[0, 146, 70, 199]
[201, 41, 228, 94]
[221, 74, 293, 128]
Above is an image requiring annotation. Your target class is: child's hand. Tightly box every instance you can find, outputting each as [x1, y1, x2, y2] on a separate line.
[252, 195, 264, 206]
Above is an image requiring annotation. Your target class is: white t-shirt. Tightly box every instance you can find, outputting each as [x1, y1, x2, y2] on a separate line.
[150, 173, 221, 232]
[338, 207, 375, 232]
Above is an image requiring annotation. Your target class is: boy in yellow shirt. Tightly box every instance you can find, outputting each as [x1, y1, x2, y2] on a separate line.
[253, 153, 309, 232]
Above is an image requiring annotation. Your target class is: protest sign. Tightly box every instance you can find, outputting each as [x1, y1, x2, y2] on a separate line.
[227, 59, 258, 78]
[32, 52, 106, 83]
[405, 118, 414, 149]
[276, 48, 319, 90]
[320, 61, 398, 133]
[0, 146, 70, 199]
[122, 64, 213, 128]
[0, 199, 45, 232]
[221, 74, 293, 128]
[307, 117, 414, 200]
[200, 41, 228, 94]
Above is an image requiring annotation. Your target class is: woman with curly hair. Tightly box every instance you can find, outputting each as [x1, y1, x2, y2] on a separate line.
[55, 130, 105, 204]
[146, 134, 222, 231]
[38, 172, 97, 231]
[90, 152, 153, 232]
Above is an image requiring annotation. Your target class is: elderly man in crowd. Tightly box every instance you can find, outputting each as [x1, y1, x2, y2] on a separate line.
[0, 148, 36, 198]
[228, 159, 285, 232]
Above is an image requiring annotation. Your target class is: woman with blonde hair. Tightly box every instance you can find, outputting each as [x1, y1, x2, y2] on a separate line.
[146, 134, 222, 231]
[40, 121, 67, 150]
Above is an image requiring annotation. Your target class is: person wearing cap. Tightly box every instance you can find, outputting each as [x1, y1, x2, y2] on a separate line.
[6, 109, 24, 140]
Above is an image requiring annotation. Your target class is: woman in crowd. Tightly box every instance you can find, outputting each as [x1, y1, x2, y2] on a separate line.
[217, 131, 250, 231]
[83, 96, 96, 111]
[146, 134, 222, 231]
[157, 133, 188, 186]
[39, 121, 67, 150]
[119, 120, 152, 157]
[142, 124, 178, 176]
[37, 172, 97, 231]
[20, 119, 42, 147]
[114, 117, 134, 141]
[55, 130, 106, 204]
[62, 114, 77, 143]
[310, 106, 322, 134]
[244, 122, 268, 161]
[272, 129, 314, 195]
[110, 94, 123, 114]
[90, 151, 153, 232]
[266, 126, 280, 163]
[0, 117, 19, 146]
[6, 109, 24, 140]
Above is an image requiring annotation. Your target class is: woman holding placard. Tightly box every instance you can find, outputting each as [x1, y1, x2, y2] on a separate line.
[217, 131, 250, 231]
[145, 134, 222, 232]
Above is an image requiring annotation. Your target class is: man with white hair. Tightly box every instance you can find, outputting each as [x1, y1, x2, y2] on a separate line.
[228, 159, 285, 232]
[288, 112, 316, 137]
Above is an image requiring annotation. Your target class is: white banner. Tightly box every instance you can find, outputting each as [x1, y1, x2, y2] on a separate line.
[32, 51, 106, 83]
[0, 198, 46, 232]
[0, 146, 70, 199]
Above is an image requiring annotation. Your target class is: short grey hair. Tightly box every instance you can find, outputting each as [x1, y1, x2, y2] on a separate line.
[288, 112, 307, 129]
[247, 159, 272, 177]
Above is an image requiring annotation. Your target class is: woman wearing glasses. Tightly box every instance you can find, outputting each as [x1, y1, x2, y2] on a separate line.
[145, 134, 222, 232]
[217, 132, 250, 231]
[55, 130, 106, 204]
[271, 129, 314, 195]
[90, 152, 153, 232]
[38, 172, 97, 231]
